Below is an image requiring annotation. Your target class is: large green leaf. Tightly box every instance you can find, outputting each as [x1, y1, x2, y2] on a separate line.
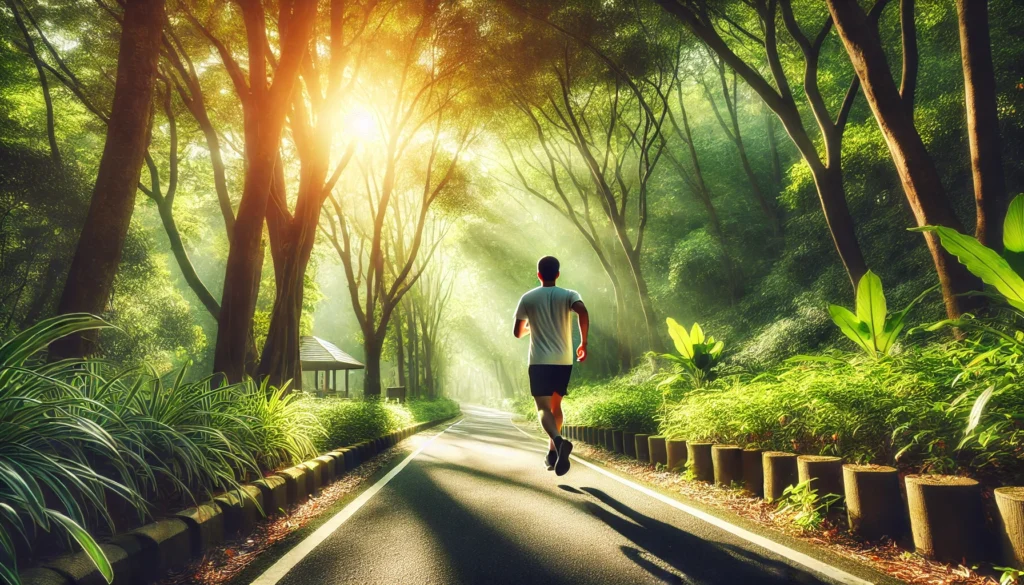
[1003, 194, 1024, 253]
[915, 225, 1024, 311]
[666, 318, 693, 358]
[47, 510, 113, 583]
[828, 305, 874, 356]
[855, 270, 886, 344]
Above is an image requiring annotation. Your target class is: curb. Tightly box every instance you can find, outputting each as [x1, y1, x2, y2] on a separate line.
[18, 414, 458, 585]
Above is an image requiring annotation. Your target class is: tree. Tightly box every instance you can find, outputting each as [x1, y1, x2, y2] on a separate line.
[322, 2, 477, 396]
[210, 0, 317, 382]
[699, 52, 781, 236]
[258, 0, 378, 388]
[956, 0, 1007, 250]
[51, 0, 167, 358]
[653, 0, 881, 289]
[825, 0, 982, 318]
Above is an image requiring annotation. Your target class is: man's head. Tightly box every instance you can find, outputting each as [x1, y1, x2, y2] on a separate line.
[537, 256, 560, 284]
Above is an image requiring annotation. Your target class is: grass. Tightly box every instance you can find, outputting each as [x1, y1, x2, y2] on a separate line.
[0, 315, 460, 585]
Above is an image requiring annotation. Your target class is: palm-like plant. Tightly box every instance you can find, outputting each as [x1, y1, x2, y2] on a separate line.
[827, 270, 936, 359]
[661, 319, 724, 388]
[0, 314, 130, 585]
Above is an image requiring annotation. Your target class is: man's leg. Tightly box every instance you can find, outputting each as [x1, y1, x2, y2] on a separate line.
[548, 391, 564, 451]
[533, 395, 561, 443]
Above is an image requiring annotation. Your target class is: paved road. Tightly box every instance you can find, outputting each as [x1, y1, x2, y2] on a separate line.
[253, 406, 882, 585]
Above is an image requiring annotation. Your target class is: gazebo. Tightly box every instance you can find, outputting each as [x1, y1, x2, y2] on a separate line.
[299, 336, 364, 397]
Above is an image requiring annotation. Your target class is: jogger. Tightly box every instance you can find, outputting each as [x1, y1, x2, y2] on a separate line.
[513, 256, 589, 476]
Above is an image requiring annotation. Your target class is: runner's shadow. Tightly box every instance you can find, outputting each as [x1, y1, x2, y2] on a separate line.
[579, 487, 828, 585]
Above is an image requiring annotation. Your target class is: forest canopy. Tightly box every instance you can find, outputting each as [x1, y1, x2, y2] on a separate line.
[0, 0, 1021, 400]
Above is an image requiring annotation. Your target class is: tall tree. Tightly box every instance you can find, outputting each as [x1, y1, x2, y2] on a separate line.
[259, 0, 378, 389]
[700, 53, 781, 236]
[956, 0, 1007, 250]
[210, 0, 317, 382]
[653, 0, 886, 289]
[51, 0, 166, 358]
[826, 0, 981, 318]
[322, 2, 476, 396]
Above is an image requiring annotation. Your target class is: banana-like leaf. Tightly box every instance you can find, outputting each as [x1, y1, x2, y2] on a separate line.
[914, 225, 1024, 311]
[48, 510, 113, 583]
[1003, 194, 1024, 253]
[690, 322, 705, 345]
[710, 340, 724, 358]
[828, 305, 874, 356]
[967, 386, 996, 434]
[855, 270, 887, 346]
[666, 318, 694, 358]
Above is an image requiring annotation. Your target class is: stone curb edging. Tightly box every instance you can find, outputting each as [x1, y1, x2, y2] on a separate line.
[570, 425, 1023, 569]
[18, 416, 458, 585]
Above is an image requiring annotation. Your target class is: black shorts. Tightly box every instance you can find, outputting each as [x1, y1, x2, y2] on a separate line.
[529, 365, 572, 397]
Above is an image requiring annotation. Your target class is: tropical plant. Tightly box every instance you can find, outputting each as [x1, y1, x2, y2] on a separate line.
[914, 194, 1024, 312]
[662, 319, 724, 388]
[0, 314, 129, 585]
[776, 479, 841, 531]
[827, 270, 935, 359]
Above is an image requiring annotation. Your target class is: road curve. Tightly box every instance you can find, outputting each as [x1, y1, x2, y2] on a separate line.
[249, 405, 887, 585]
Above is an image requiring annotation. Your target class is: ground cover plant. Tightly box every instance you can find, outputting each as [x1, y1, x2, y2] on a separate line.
[0, 316, 460, 584]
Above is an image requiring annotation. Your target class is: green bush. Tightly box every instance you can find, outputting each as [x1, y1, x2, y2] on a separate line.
[660, 339, 1024, 484]
[304, 397, 460, 452]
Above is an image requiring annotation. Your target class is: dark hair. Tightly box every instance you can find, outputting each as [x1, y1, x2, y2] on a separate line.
[538, 256, 560, 281]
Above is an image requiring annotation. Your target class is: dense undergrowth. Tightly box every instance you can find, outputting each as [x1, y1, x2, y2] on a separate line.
[0, 315, 459, 585]
[514, 333, 1024, 487]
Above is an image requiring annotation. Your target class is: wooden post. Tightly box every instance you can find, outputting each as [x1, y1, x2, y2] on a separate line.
[623, 432, 637, 457]
[612, 430, 624, 454]
[712, 444, 742, 487]
[844, 465, 906, 541]
[667, 439, 687, 472]
[687, 443, 714, 483]
[763, 452, 798, 502]
[906, 474, 985, 562]
[345, 370, 350, 398]
[634, 434, 651, 463]
[995, 487, 1024, 569]
[742, 448, 764, 497]
[797, 455, 845, 499]
[648, 436, 668, 466]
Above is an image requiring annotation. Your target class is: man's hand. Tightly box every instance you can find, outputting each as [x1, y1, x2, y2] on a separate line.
[577, 342, 587, 362]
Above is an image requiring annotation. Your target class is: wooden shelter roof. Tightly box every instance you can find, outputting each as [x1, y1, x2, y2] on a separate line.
[300, 336, 364, 371]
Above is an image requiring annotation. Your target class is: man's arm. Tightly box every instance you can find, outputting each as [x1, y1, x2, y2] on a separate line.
[572, 300, 589, 362]
[514, 319, 530, 338]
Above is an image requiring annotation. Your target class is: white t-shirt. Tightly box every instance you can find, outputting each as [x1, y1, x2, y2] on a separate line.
[514, 286, 583, 365]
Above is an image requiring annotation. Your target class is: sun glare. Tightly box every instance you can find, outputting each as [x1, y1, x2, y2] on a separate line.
[343, 107, 377, 141]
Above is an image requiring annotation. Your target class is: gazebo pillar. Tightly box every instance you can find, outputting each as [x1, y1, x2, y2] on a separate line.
[345, 370, 350, 398]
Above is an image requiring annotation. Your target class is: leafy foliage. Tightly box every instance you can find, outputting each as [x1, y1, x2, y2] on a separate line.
[662, 319, 724, 388]
[826, 270, 934, 358]
[776, 480, 841, 531]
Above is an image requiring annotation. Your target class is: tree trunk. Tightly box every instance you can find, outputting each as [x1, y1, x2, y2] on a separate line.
[765, 106, 783, 188]
[622, 247, 664, 353]
[407, 303, 419, 398]
[51, 0, 165, 359]
[957, 0, 1007, 250]
[156, 199, 220, 318]
[8, 0, 60, 166]
[362, 333, 384, 398]
[396, 312, 406, 388]
[827, 0, 982, 318]
[213, 0, 316, 381]
[810, 164, 868, 288]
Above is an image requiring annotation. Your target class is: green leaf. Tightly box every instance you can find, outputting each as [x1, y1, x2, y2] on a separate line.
[690, 322, 705, 345]
[967, 386, 996, 434]
[1004, 194, 1024, 253]
[666, 318, 694, 359]
[855, 270, 887, 346]
[914, 225, 1024, 311]
[47, 510, 113, 584]
[828, 305, 874, 356]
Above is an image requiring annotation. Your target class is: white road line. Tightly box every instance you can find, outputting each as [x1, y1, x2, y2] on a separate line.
[249, 420, 463, 585]
[506, 418, 873, 585]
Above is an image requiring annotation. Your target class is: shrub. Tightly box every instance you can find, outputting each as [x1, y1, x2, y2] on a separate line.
[304, 397, 460, 452]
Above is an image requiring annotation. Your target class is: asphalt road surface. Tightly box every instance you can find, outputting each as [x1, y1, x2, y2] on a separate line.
[249, 405, 889, 585]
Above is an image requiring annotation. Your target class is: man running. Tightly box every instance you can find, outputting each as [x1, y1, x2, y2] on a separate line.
[513, 256, 589, 476]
